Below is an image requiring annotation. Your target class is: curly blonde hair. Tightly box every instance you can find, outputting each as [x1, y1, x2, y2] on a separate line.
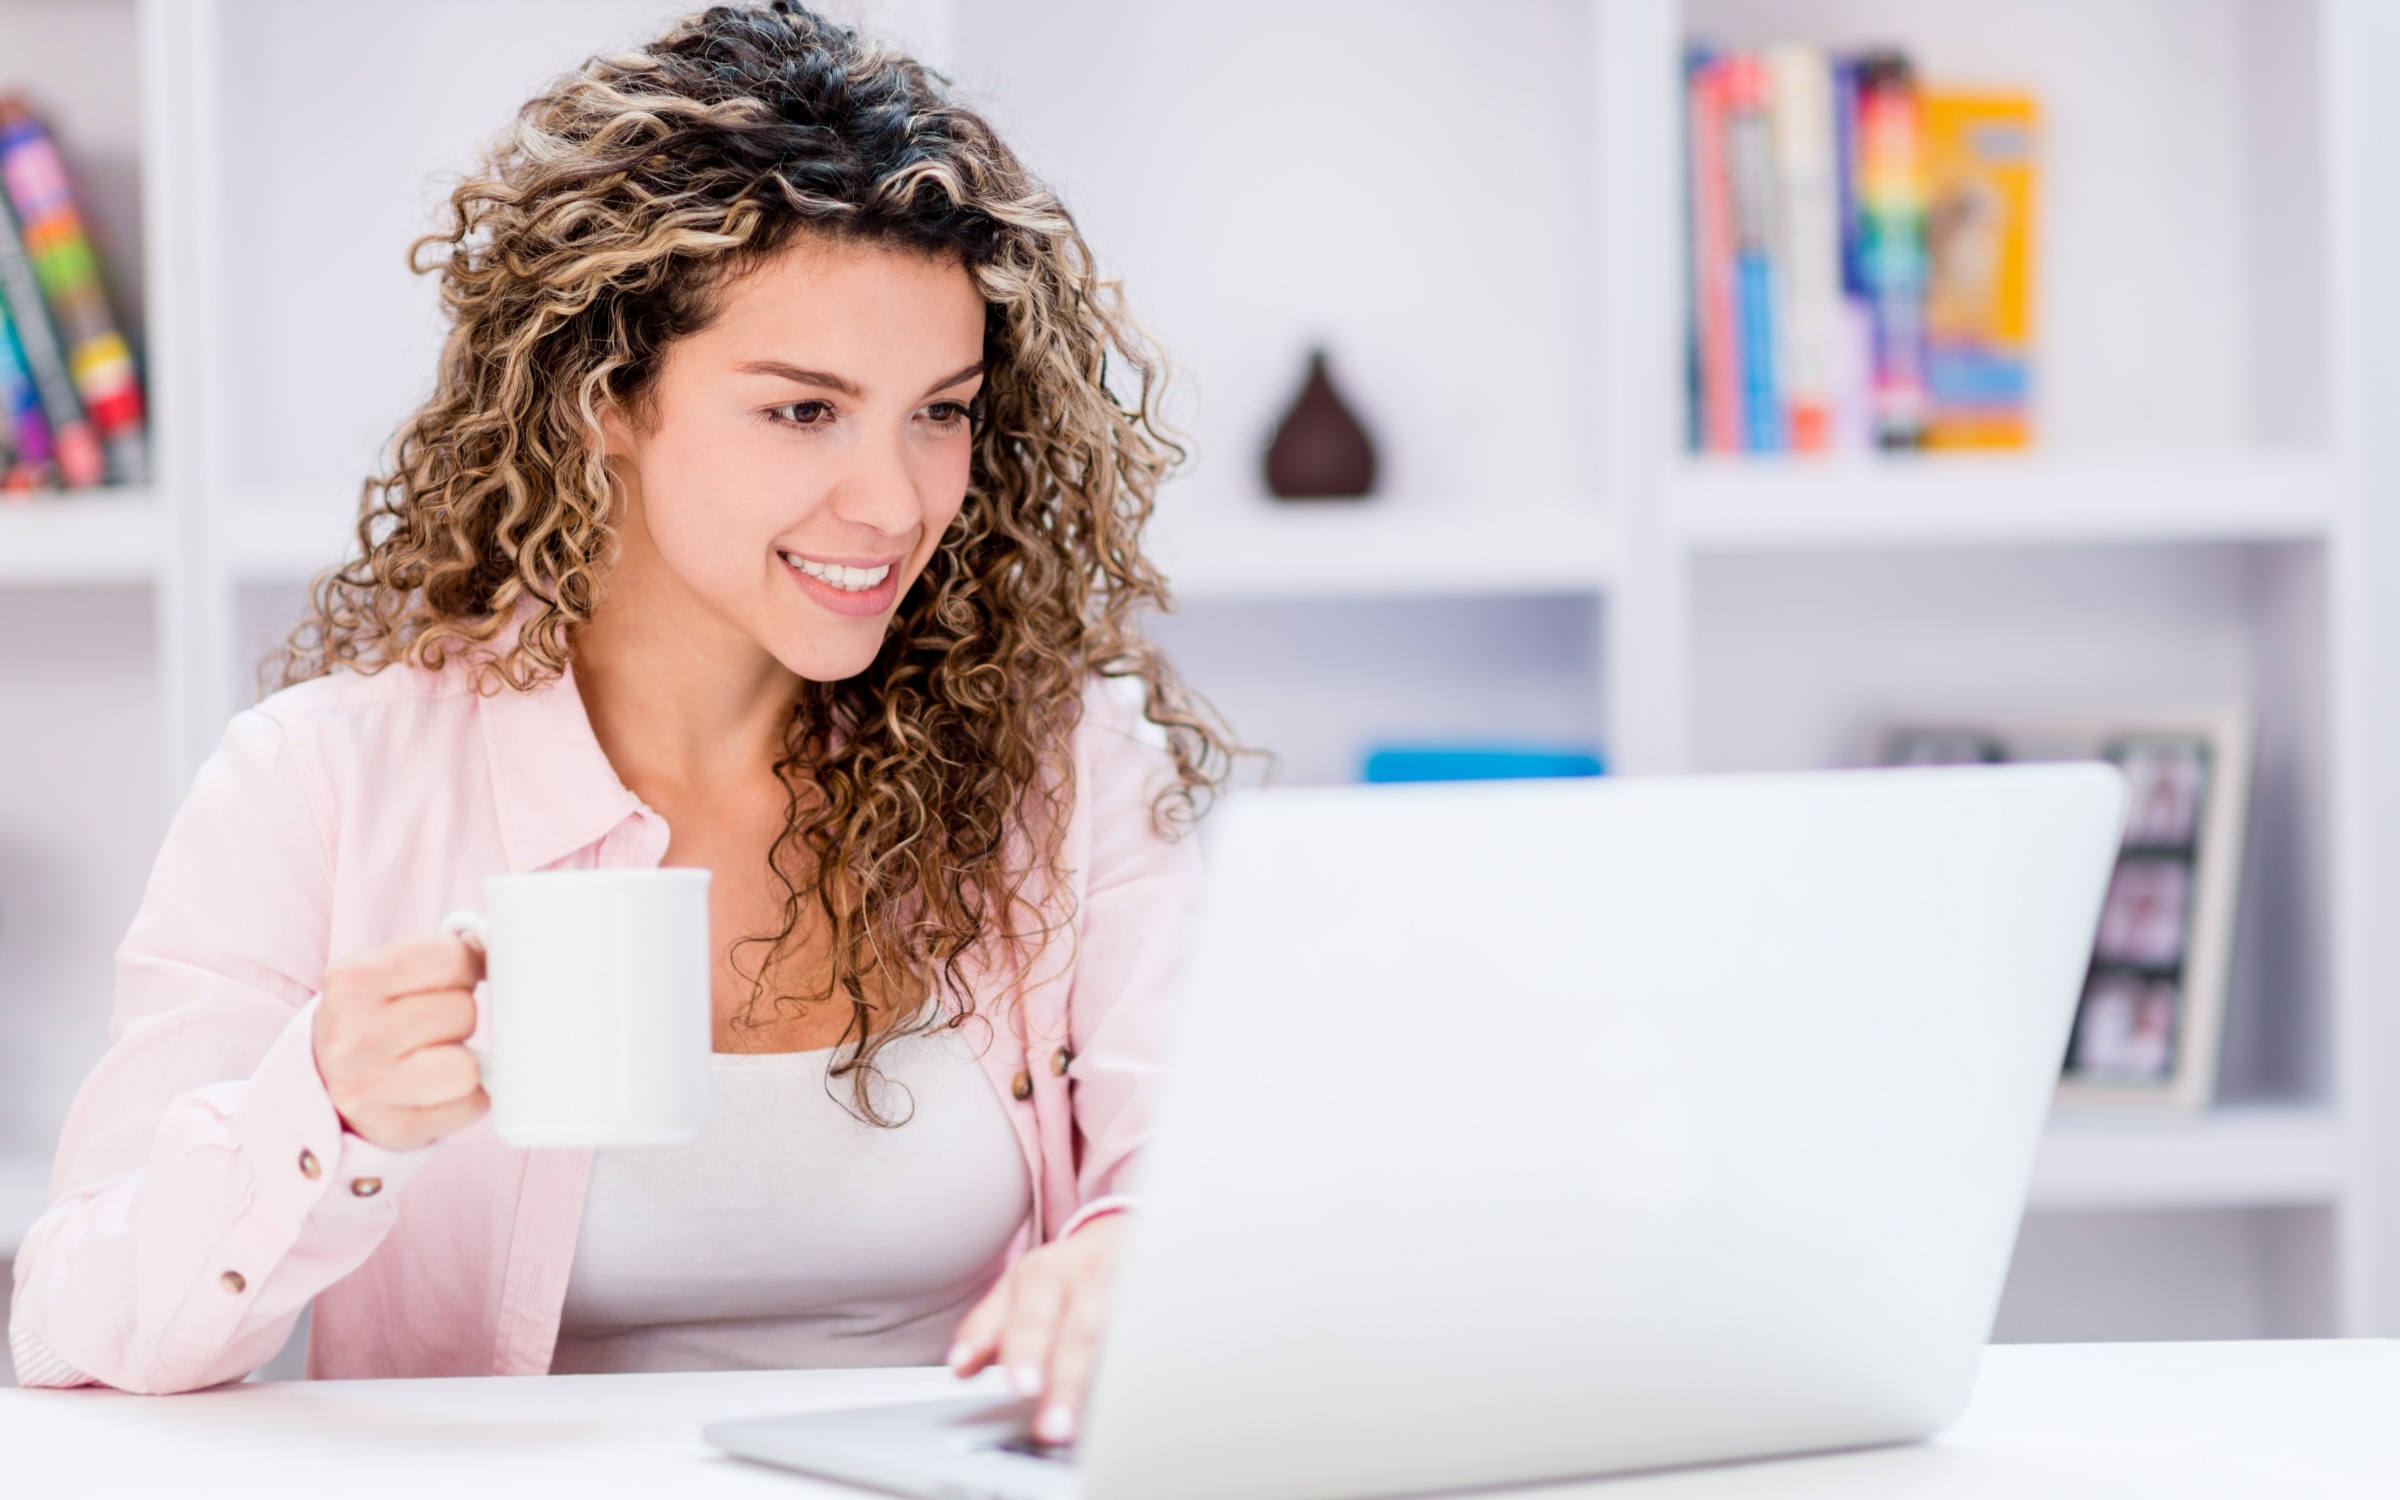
[280, 1, 1233, 1118]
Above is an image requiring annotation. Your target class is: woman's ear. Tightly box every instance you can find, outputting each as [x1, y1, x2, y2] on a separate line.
[596, 397, 636, 461]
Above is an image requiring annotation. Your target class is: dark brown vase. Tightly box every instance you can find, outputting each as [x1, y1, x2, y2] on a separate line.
[1264, 349, 1377, 500]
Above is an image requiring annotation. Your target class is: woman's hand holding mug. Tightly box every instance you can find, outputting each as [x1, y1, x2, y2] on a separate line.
[313, 870, 712, 1156]
[312, 932, 491, 1151]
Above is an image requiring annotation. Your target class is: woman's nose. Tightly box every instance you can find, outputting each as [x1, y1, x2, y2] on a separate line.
[826, 428, 930, 536]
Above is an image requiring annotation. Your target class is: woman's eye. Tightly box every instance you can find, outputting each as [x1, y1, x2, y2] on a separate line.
[923, 401, 974, 428]
[770, 400, 835, 427]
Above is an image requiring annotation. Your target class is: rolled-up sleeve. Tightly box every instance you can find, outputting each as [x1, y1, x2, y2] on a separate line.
[1061, 681, 1205, 1211]
[9, 709, 426, 1394]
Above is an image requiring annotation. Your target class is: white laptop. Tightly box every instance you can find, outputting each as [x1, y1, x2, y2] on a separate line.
[706, 764, 2127, 1500]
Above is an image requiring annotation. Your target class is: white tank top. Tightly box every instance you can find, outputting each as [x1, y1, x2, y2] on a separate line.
[550, 1024, 1032, 1374]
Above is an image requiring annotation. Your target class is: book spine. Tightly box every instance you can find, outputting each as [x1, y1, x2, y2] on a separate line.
[0, 299, 58, 489]
[0, 316, 19, 489]
[0, 100, 145, 485]
[0, 185, 97, 488]
[1833, 57, 1865, 301]
[1720, 55, 1786, 454]
[1922, 90, 2038, 450]
[1686, 51, 1741, 454]
[1853, 52, 1930, 450]
[1829, 56, 1874, 454]
[1766, 44, 1841, 454]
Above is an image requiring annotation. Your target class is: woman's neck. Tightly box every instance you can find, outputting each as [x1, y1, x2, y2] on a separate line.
[573, 519, 802, 802]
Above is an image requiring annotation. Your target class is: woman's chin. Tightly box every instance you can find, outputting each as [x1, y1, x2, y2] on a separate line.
[767, 628, 889, 686]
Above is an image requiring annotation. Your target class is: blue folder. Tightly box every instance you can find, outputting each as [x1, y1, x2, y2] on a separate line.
[1361, 746, 1608, 784]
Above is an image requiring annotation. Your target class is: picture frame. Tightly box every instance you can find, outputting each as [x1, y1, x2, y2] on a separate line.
[1876, 703, 2255, 1112]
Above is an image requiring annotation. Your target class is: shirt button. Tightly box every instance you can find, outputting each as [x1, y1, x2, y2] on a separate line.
[298, 1149, 322, 1180]
[1051, 1047, 1073, 1077]
[220, 1271, 247, 1295]
[1010, 1070, 1033, 1101]
[350, 1177, 383, 1198]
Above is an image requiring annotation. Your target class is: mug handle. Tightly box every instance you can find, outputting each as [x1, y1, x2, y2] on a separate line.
[440, 908, 488, 955]
[438, 910, 494, 1083]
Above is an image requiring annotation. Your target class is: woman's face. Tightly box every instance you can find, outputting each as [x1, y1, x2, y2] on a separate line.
[601, 235, 986, 682]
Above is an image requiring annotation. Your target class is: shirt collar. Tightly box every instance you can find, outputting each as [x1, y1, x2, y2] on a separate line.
[477, 649, 654, 873]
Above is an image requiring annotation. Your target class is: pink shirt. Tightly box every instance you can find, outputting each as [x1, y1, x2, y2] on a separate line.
[8, 648, 1196, 1394]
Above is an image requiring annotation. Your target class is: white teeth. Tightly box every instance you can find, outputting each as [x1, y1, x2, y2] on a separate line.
[780, 553, 892, 592]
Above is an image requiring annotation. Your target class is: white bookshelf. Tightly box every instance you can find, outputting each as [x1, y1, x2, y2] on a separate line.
[2029, 1108, 2348, 1214]
[0, 491, 167, 585]
[1154, 501, 1616, 603]
[0, 0, 2389, 1344]
[1676, 455, 2344, 551]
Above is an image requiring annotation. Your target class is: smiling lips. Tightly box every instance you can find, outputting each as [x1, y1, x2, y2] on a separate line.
[778, 551, 893, 592]
[778, 549, 903, 617]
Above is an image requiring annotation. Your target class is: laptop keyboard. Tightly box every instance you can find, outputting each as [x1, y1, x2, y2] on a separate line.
[992, 1434, 1074, 1465]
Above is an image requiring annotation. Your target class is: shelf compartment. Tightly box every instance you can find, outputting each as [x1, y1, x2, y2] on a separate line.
[1674, 454, 2339, 551]
[0, 490, 165, 585]
[960, 0, 1604, 555]
[1675, 0, 2331, 455]
[2026, 1106, 2344, 1213]
[1155, 501, 1613, 602]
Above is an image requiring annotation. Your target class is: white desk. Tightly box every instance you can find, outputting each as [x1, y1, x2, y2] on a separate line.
[3, 1341, 2394, 1497]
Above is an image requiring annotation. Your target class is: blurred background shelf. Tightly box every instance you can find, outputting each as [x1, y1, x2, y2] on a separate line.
[2027, 1106, 2347, 1213]
[0, 491, 166, 586]
[1154, 501, 1613, 602]
[1675, 454, 2342, 551]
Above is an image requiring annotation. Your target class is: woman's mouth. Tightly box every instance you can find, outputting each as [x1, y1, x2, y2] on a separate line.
[780, 553, 891, 591]
[778, 550, 903, 617]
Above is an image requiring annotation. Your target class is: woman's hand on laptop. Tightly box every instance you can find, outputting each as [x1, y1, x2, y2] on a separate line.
[947, 1212, 1127, 1447]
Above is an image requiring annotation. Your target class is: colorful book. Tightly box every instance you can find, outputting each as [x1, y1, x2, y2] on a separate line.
[1828, 57, 1875, 453]
[1922, 90, 2038, 449]
[1832, 58, 1865, 302]
[0, 98, 146, 484]
[1766, 45, 1842, 453]
[1719, 54, 1786, 454]
[1852, 53, 1932, 449]
[1685, 51, 1741, 454]
[1, 300, 57, 490]
[0, 181, 99, 488]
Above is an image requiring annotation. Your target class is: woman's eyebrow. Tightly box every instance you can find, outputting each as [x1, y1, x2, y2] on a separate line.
[732, 359, 984, 399]
[921, 361, 986, 397]
[735, 359, 864, 396]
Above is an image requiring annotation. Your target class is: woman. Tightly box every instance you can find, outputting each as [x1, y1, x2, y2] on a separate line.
[9, 2, 1228, 1447]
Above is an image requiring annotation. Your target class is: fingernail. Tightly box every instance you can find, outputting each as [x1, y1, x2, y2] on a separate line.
[946, 1342, 973, 1373]
[1035, 1404, 1076, 1445]
[1009, 1364, 1045, 1400]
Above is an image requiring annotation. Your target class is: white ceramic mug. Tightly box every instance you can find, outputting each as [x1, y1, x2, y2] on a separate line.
[441, 868, 713, 1148]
